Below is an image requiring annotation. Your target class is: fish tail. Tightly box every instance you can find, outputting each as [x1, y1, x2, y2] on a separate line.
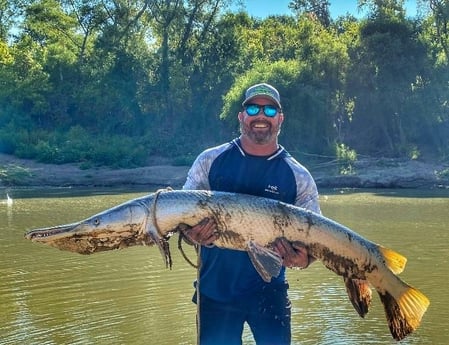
[344, 277, 372, 318]
[378, 283, 430, 341]
[378, 246, 407, 274]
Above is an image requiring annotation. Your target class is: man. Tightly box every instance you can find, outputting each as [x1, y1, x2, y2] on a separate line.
[182, 83, 321, 345]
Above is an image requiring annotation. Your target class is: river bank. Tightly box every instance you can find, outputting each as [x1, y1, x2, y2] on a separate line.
[1, 153, 448, 189]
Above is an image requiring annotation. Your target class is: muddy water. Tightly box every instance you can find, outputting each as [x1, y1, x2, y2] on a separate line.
[1, 188, 447, 344]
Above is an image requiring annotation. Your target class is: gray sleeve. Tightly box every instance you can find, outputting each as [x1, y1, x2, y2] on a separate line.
[183, 152, 211, 190]
[285, 156, 321, 214]
[295, 177, 321, 214]
[183, 142, 232, 191]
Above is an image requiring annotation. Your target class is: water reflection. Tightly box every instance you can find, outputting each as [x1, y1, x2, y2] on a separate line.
[0, 188, 448, 344]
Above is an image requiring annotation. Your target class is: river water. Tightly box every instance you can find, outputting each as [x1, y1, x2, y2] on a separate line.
[0, 187, 448, 345]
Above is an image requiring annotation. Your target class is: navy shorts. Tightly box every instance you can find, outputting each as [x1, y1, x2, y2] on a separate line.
[193, 283, 291, 345]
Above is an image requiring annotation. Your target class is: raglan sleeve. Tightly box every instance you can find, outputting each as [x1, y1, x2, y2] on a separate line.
[295, 175, 321, 214]
[290, 161, 321, 214]
[182, 151, 212, 191]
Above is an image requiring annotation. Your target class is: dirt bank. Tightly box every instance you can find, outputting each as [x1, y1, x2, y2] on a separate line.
[313, 158, 448, 189]
[0, 153, 189, 188]
[1, 153, 448, 189]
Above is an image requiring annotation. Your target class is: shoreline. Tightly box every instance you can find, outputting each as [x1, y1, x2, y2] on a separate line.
[1, 153, 448, 190]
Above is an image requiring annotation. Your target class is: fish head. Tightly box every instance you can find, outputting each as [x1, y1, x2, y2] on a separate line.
[24, 197, 153, 254]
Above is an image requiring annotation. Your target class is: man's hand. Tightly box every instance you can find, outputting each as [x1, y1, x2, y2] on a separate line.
[272, 238, 312, 269]
[182, 217, 218, 246]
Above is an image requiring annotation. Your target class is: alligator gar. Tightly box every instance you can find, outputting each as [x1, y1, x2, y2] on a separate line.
[24, 189, 429, 341]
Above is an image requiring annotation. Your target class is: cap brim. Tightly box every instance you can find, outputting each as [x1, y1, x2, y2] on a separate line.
[242, 95, 281, 109]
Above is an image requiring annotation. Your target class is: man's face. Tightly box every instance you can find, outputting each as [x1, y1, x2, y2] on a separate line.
[239, 96, 283, 145]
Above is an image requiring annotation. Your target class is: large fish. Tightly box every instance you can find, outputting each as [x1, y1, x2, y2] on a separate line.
[24, 189, 429, 341]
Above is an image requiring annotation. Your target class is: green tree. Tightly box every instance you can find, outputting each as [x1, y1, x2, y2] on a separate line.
[417, 1, 449, 158]
[346, 4, 430, 157]
[288, 0, 331, 27]
[358, 0, 406, 18]
[74, 0, 153, 135]
[185, 13, 250, 143]
[0, 0, 27, 40]
[145, 0, 235, 132]
[426, 0, 449, 63]
[222, 16, 349, 156]
[1, 0, 448, 167]
[17, 0, 80, 128]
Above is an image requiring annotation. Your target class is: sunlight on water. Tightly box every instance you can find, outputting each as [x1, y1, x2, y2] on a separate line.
[0, 188, 448, 345]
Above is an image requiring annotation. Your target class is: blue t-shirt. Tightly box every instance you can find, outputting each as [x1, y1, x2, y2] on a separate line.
[183, 138, 320, 302]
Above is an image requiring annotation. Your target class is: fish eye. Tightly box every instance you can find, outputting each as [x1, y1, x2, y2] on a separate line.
[93, 218, 101, 226]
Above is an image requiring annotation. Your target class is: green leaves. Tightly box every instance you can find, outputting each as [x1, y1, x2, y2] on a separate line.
[0, 0, 448, 168]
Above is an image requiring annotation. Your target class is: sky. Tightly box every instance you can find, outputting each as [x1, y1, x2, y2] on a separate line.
[239, 0, 418, 19]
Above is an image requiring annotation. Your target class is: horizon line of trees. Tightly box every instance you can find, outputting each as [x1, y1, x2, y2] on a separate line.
[0, 0, 448, 170]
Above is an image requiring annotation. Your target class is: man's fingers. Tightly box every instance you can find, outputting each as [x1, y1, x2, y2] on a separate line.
[273, 238, 293, 257]
[200, 218, 216, 234]
[291, 241, 307, 251]
[198, 217, 210, 226]
[183, 217, 218, 245]
[273, 238, 309, 269]
[198, 218, 217, 237]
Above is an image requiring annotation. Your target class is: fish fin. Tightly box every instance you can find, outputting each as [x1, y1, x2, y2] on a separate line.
[344, 277, 372, 318]
[378, 283, 430, 341]
[378, 246, 407, 274]
[147, 224, 172, 269]
[247, 240, 283, 283]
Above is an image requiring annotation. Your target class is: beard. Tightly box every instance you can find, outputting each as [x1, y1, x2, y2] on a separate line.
[240, 119, 281, 145]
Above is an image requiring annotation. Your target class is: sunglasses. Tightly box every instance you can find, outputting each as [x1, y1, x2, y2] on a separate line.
[244, 104, 279, 117]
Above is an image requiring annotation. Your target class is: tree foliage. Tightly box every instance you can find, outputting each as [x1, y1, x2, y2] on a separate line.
[0, 0, 448, 168]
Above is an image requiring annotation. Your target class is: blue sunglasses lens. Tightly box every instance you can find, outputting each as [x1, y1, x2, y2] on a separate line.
[264, 105, 278, 117]
[245, 104, 278, 117]
[245, 104, 261, 116]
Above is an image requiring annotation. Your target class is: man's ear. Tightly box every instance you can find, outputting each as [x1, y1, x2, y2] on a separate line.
[278, 113, 284, 125]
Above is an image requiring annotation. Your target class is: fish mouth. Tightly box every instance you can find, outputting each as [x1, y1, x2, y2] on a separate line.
[25, 223, 79, 241]
[25, 221, 153, 254]
[24, 223, 100, 254]
[24, 197, 153, 254]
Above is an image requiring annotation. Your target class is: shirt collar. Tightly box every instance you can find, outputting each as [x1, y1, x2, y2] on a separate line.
[232, 138, 285, 160]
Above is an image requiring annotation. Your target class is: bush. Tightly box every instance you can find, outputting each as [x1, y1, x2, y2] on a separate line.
[0, 164, 32, 185]
[90, 135, 149, 168]
[336, 143, 357, 175]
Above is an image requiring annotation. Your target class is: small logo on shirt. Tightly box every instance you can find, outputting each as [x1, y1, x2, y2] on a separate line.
[265, 184, 280, 195]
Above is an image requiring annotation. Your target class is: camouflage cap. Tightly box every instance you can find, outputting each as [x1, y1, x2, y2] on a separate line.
[242, 83, 281, 109]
